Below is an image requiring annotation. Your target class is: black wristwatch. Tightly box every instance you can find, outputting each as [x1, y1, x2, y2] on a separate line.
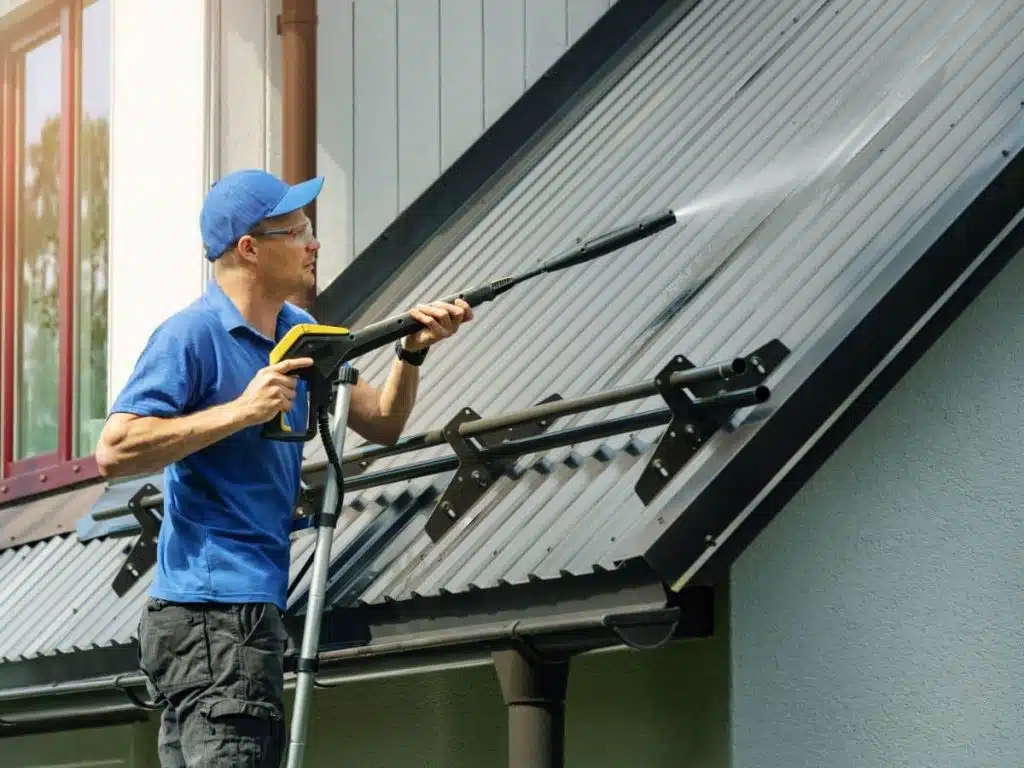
[395, 339, 428, 366]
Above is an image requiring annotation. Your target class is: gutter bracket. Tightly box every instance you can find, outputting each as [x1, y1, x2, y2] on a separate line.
[111, 483, 162, 597]
[113, 673, 162, 711]
[424, 394, 563, 543]
[635, 339, 790, 504]
[604, 606, 681, 650]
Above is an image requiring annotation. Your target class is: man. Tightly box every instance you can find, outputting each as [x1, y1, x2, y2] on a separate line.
[95, 169, 472, 767]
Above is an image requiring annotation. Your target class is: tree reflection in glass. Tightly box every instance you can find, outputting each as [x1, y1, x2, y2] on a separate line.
[16, 32, 62, 461]
[77, 0, 110, 457]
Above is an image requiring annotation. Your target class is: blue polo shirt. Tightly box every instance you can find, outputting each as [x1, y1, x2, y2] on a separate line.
[109, 280, 312, 610]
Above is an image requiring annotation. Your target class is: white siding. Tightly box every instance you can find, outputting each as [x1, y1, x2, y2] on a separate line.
[315, 0, 614, 285]
[215, 0, 282, 179]
[107, 0, 207, 403]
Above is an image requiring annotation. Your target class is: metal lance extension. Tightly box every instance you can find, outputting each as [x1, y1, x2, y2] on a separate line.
[331, 208, 683, 361]
[286, 365, 357, 768]
[256, 207, 684, 420]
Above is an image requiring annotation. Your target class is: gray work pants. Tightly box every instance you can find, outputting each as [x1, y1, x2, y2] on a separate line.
[137, 597, 288, 767]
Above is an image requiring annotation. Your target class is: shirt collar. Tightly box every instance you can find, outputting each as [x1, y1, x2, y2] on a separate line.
[204, 279, 297, 344]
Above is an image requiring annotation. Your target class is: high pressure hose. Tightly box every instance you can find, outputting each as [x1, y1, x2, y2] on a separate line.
[286, 367, 355, 601]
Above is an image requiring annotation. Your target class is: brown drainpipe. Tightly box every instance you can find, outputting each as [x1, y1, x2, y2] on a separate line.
[278, 0, 318, 312]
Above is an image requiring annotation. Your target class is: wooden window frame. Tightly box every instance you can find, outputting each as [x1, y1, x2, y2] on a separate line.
[0, 0, 104, 503]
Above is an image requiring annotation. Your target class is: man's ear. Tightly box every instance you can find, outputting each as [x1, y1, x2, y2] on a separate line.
[235, 234, 259, 264]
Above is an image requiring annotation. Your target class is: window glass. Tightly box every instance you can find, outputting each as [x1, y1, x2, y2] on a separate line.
[15, 31, 62, 461]
[76, 0, 110, 457]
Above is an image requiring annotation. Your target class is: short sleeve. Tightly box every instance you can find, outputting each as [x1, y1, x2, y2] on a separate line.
[108, 313, 210, 418]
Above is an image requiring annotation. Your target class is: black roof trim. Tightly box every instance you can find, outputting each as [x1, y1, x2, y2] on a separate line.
[297, 560, 713, 672]
[644, 145, 1024, 589]
[0, 643, 137, 694]
[313, 0, 689, 326]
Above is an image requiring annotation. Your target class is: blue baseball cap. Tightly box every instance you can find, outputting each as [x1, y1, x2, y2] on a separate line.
[200, 169, 324, 261]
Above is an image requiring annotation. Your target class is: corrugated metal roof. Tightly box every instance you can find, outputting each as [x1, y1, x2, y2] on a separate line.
[3, 0, 1021, 665]
[0, 437, 641, 660]
[0, 535, 146, 661]
[294, 0, 1024, 602]
[290, 437, 652, 608]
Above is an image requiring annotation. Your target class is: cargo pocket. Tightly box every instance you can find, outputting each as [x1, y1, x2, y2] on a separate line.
[200, 697, 284, 765]
[202, 697, 282, 723]
[138, 600, 213, 699]
[238, 603, 288, 707]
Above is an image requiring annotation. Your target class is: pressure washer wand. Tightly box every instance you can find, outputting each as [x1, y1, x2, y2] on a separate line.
[282, 206, 681, 767]
[339, 209, 680, 361]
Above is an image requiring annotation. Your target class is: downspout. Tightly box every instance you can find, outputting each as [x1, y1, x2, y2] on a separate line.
[278, 0, 318, 312]
[494, 650, 570, 768]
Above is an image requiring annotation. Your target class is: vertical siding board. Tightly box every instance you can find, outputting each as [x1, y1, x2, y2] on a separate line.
[524, 0, 567, 82]
[264, 0, 283, 174]
[567, 0, 610, 42]
[482, 0, 525, 127]
[218, 0, 270, 173]
[397, 0, 441, 209]
[316, 0, 355, 284]
[315, 0, 612, 265]
[439, 0, 484, 168]
[353, 0, 399, 253]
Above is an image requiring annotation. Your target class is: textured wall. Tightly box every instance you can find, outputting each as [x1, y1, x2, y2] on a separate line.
[730, 248, 1024, 767]
[216, 0, 283, 178]
[299, 627, 729, 768]
[0, 722, 139, 767]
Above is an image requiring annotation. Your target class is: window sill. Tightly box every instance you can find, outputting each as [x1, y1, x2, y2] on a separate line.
[0, 456, 101, 506]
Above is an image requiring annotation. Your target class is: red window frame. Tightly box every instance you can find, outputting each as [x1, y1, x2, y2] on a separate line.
[0, 0, 102, 503]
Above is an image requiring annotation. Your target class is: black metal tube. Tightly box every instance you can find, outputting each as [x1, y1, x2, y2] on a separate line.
[494, 650, 569, 768]
[332, 385, 765, 491]
[345, 456, 458, 491]
[337, 356, 746, 471]
[345, 407, 670, 491]
[692, 384, 770, 408]
[96, 405, 666, 519]
[523, 208, 679, 278]
[460, 358, 746, 439]
[342, 431, 440, 472]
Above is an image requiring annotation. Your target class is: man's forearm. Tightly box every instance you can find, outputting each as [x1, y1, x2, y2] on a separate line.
[365, 358, 420, 445]
[96, 401, 254, 478]
[346, 355, 421, 445]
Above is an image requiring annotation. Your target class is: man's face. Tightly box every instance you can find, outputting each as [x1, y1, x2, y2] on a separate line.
[245, 209, 319, 298]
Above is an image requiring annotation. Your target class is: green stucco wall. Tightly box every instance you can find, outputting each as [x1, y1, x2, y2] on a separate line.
[296, 610, 729, 768]
[0, 721, 155, 767]
[730, 249, 1024, 767]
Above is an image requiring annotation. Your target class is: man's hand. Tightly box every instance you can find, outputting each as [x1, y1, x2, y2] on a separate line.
[403, 299, 475, 352]
[96, 358, 312, 479]
[234, 357, 314, 425]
